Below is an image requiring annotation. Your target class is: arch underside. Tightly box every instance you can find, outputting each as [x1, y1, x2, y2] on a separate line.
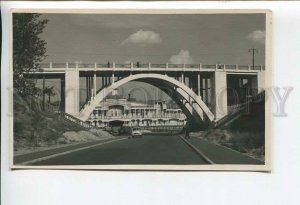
[76, 73, 215, 129]
[137, 79, 207, 130]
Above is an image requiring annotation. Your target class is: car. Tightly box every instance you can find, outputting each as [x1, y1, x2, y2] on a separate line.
[118, 126, 132, 135]
[103, 126, 112, 133]
[130, 127, 143, 138]
[111, 126, 121, 136]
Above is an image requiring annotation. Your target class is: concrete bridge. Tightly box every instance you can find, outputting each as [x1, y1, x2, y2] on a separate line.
[26, 62, 265, 129]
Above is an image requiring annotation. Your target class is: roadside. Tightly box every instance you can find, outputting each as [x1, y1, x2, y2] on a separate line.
[183, 134, 263, 164]
[15, 128, 116, 156]
[188, 99, 266, 162]
[13, 94, 118, 158]
[189, 131, 264, 163]
[14, 137, 127, 165]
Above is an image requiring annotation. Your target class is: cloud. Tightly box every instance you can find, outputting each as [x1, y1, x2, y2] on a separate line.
[124, 60, 132, 64]
[121, 30, 162, 45]
[247, 30, 265, 44]
[169, 50, 194, 64]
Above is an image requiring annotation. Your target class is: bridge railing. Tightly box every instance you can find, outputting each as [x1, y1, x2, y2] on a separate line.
[133, 64, 149, 68]
[52, 63, 67, 68]
[202, 64, 216, 69]
[88, 114, 186, 120]
[225, 65, 237, 70]
[61, 112, 95, 129]
[185, 64, 200, 68]
[238, 65, 250, 70]
[169, 64, 185, 68]
[40, 63, 51, 69]
[214, 90, 266, 128]
[78, 64, 95, 68]
[39, 62, 265, 71]
[151, 64, 167, 68]
[115, 64, 131, 68]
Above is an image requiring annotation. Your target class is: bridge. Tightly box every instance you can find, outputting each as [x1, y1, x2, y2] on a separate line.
[26, 62, 265, 130]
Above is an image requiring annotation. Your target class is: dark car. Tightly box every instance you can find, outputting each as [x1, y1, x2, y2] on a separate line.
[118, 126, 132, 135]
[111, 126, 121, 136]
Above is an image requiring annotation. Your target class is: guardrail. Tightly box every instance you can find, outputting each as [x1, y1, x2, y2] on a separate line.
[37, 62, 265, 71]
[60, 112, 95, 129]
[88, 115, 187, 120]
[214, 91, 265, 128]
[137, 125, 184, 134]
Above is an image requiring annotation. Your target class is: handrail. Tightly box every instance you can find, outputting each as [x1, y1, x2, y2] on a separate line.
[214, 91, 265, 128]
[61, 112, 95, 129]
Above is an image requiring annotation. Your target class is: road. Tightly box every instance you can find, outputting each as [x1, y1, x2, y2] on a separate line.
[31, 135, 208, 165]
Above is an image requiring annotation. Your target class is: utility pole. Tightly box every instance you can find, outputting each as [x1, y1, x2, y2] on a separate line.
[248, 48, 258, 70]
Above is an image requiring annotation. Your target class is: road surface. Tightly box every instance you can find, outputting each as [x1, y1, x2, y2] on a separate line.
[17, 134, 263, 166]
[31, 135, 208, 165]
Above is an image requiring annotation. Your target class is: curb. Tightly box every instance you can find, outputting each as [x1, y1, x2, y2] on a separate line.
[18, 138, 127, 165]
[179, 136, 215, 164]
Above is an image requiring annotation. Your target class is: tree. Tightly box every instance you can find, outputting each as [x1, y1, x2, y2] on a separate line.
[13, 13, 49, 97]
[43, 86, 56, 111]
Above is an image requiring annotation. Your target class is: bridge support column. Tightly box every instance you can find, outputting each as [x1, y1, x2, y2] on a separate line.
[60, 76, 65, 112]
[256, 71, 265, 93]
[86, 77, 89, 100]
[197, 73, 201, 96]
[93, 73, 96, 97]
[42, 75, 45, 111]
[65, 69, 80, 116]
[112, 73, 115, 84]
[181, 73, 184, 83]
[211, 71, 228, 121]
[89, 76, 93, 98]
[205, 78, 209, 104]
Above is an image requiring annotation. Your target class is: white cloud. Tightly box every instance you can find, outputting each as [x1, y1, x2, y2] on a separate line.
[121, 30, 162, 45]
[169, 50, 194, 64]
[247, 30, 265, 44]
[124, 60, 132, 64]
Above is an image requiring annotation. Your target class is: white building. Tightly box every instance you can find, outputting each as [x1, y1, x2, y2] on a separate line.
[87, 90, 187, 128]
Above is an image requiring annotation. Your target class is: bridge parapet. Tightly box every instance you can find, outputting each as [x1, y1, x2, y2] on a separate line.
[37, 62, 265, 73]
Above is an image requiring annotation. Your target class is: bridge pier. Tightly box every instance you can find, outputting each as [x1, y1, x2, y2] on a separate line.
[255, 71, 265, 93]
[112, 73, 115, 84]
[197, 73, 201, 96]
[60, 76, 65, 112]
[93, 73, 97, 97]
[211, 71, 228, 120]
[42, 75, 45, 111]
[65, 69, 80, 115]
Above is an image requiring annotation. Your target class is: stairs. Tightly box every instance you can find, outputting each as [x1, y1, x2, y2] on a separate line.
[214, 91, 265, 128]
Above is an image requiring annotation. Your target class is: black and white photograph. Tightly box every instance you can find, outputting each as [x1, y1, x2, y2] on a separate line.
[10, 10, 271, 170]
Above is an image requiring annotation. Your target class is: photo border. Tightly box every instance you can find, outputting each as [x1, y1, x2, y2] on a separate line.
[9, 9, 272, 171]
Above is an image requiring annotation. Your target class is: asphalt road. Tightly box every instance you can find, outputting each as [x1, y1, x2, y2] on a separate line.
[32, 135, 208, 165]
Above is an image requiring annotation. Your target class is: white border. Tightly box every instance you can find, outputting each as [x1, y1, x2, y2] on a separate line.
[3, 2, 300, 205]
[7, 8, 272, 171]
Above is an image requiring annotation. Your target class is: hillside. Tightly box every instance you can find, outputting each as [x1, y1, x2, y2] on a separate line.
[13, 94, 113, 153]
[200, 100, 265, 161]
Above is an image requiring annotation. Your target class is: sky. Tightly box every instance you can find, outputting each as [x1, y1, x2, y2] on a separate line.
[36, 13, 266, 103]
[40, 13, 266, 65]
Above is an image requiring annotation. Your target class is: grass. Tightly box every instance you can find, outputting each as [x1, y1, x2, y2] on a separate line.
[201, 100, 265, 160]
[13, 94, 86, 150]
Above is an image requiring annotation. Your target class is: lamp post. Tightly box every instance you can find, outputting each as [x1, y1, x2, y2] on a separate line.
[248, 48, 258, 70]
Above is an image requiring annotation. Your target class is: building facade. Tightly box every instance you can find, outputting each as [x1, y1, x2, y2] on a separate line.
[87, 90, 187, 128]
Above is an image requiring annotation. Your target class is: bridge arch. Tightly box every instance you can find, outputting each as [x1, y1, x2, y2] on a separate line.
[76, 73, 215, 127]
